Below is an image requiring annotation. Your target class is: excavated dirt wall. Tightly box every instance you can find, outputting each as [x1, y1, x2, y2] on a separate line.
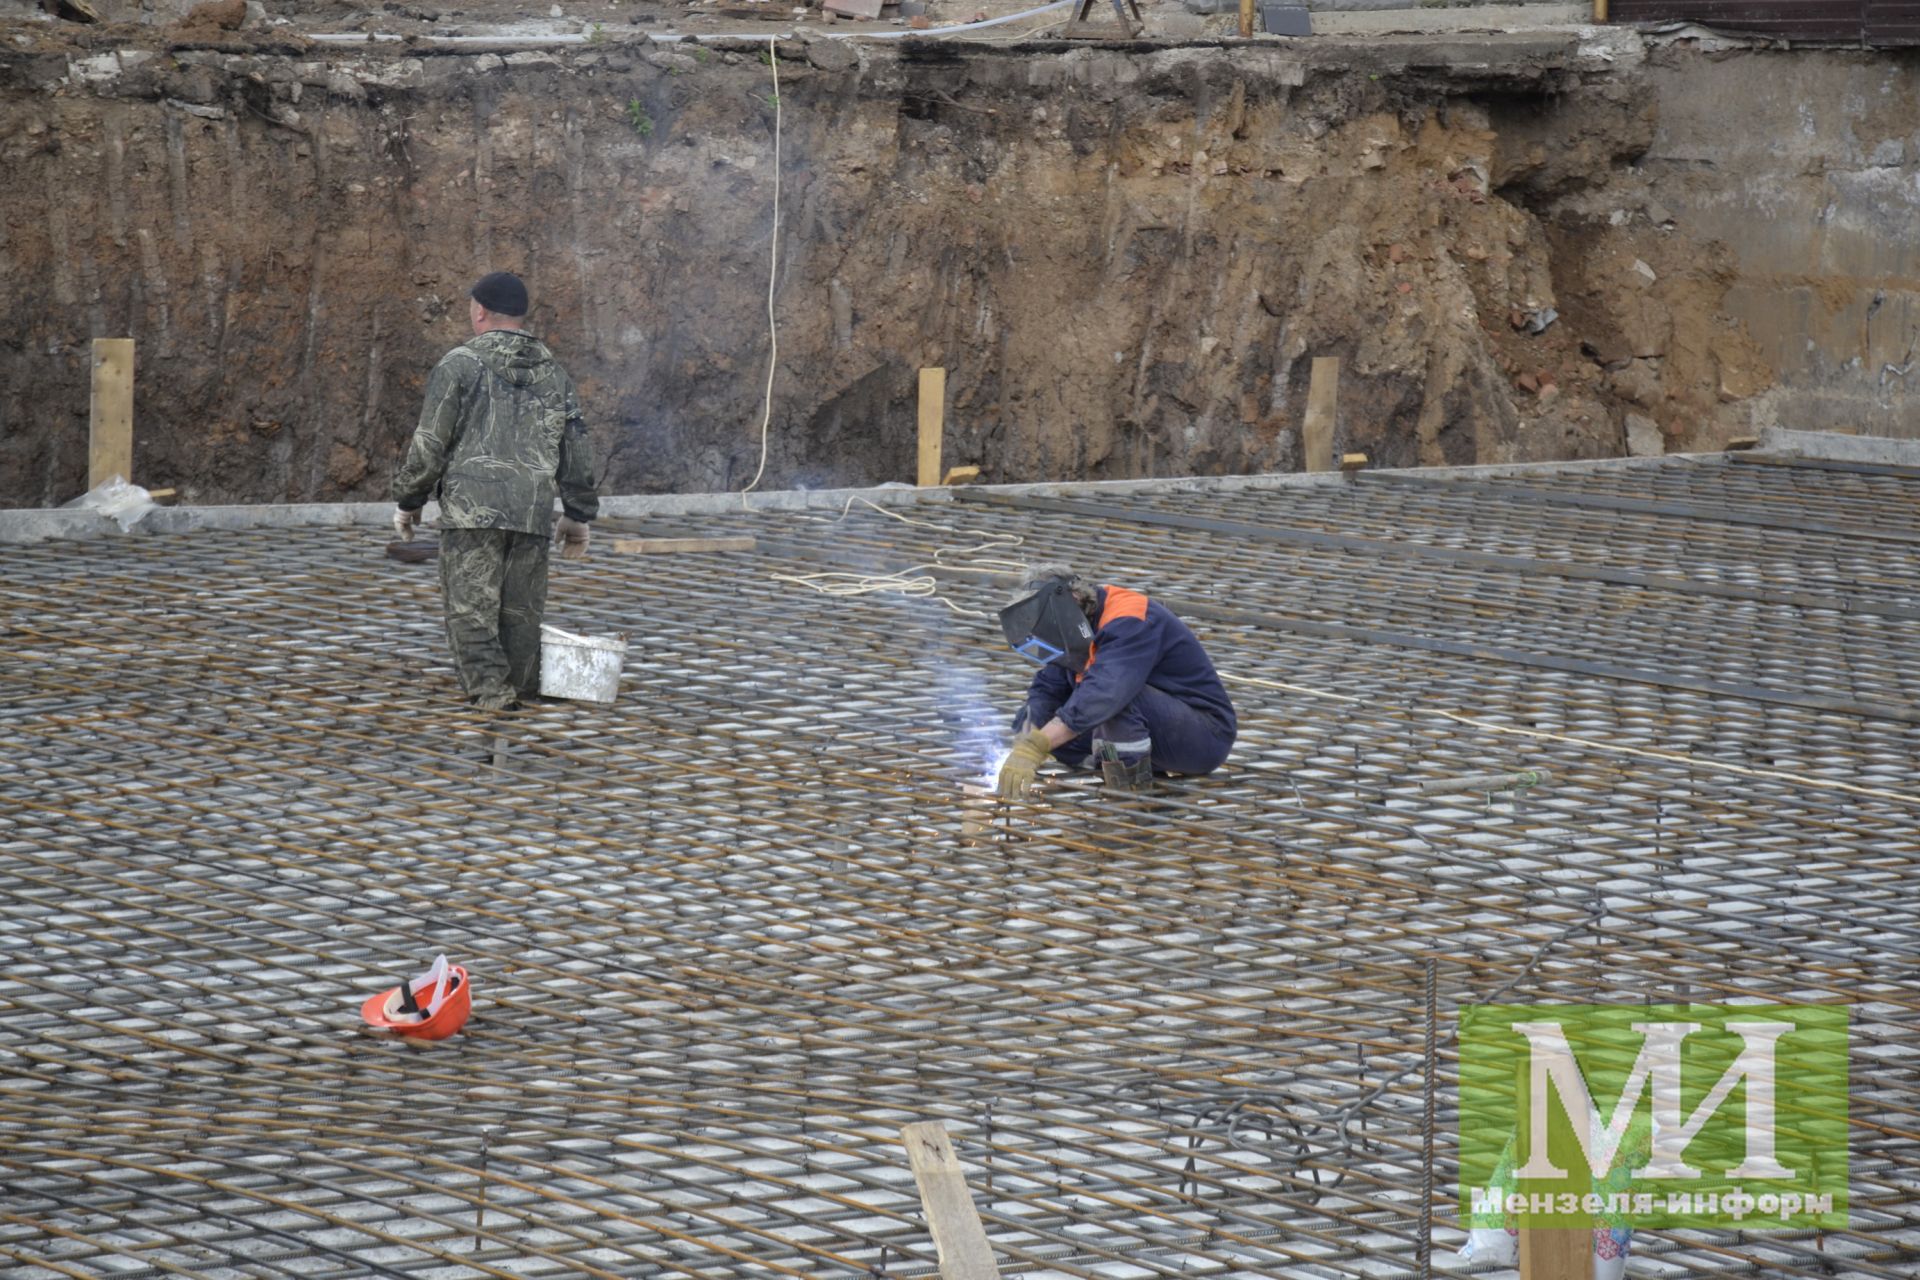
[0, 31, 1781, 505]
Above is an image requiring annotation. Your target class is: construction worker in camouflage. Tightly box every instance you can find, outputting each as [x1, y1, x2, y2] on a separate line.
[391, 272, 600, 711]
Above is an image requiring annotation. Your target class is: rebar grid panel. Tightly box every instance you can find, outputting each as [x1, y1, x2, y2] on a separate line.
[1, 454, 1916, 1279]
[1416, 453, 1920, 539]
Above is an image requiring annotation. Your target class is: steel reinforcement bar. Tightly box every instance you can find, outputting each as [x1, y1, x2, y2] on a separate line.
[0, 453, 1915, 1278]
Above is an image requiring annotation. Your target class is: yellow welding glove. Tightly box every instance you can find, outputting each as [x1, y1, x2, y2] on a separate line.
[996, 730, 1055, 801]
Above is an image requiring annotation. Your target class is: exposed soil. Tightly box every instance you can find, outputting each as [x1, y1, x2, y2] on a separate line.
[0, 23, 1775, 505]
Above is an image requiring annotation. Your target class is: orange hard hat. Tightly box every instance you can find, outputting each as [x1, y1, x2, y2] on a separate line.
[361, 955, 471, 1040]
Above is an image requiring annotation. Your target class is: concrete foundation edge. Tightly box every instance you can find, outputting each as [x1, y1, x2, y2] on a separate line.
[1758, 426, 1920, 467]
[0, 450, 1732, 544]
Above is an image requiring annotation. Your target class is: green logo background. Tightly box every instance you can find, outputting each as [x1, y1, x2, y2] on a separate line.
[1458, 1004, 1848, 1229]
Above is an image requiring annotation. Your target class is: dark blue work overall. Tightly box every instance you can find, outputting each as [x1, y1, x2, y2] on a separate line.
[1017, 586, 1237, 775]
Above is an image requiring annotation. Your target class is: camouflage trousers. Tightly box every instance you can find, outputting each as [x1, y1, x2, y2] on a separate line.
[437, 527, 550, 704]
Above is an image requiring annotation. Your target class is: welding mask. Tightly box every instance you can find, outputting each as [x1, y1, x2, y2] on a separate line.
[1000, 578, 1094, 670]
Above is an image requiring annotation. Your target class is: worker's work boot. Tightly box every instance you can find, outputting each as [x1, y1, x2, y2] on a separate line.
[1097, 743, 1153, 792]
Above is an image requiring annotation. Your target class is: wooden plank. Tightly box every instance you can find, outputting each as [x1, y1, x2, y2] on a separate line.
[941, 465, 981, 486]
[899, 1121, 1001, 1280]
[917, 368, 946, 488]
[1301, 356, 1339, 474]
[88, 338, 135, 490]
[1239, 0, 1255, 36]
[1517, 1053, 1591, 1280]
[606, 536, 756, 555]
[1519, 1221, 1590, 1280]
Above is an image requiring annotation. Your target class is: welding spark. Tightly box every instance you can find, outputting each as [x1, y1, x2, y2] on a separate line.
[976, 743, 1012, 790]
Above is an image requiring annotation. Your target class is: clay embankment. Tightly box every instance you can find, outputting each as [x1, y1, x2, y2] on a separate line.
[7, 29, 1896, 505]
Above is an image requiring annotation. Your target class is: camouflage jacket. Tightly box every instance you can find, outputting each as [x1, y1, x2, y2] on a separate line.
[392, 330, 600, 534]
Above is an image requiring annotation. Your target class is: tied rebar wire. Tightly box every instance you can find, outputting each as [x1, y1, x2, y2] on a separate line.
[0, 452, 1917, 1278]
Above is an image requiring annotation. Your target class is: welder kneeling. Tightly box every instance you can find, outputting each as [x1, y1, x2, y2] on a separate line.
[995, 565, 1237, 799]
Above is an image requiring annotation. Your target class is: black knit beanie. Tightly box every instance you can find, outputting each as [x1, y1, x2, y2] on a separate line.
[470, 272, 529, 317]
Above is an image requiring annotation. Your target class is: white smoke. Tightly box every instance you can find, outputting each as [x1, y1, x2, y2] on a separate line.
[924, 632, 1014, 787]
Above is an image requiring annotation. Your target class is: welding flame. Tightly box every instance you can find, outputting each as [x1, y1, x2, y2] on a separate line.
[976, 742, 1012, 790]
[948, 679, 1009, 790]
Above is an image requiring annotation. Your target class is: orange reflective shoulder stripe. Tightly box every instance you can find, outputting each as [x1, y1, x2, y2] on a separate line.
[1076, 587, 1150, 682]
[1099, 586, 1150, 627]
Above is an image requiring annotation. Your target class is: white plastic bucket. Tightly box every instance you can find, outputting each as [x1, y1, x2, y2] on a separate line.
[539, 624, 627, 704]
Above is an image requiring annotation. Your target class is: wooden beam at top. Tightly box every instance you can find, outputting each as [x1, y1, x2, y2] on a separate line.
[89, 338, 135, 490]
[1302, 356, 1340, 474]
[917, 368, 946, 488]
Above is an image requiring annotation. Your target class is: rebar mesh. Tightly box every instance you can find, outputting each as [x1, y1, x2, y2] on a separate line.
[1, 453, 1915, 1278]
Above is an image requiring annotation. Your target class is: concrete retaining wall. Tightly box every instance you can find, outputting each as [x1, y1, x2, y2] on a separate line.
[1639, 52, 1920, 439]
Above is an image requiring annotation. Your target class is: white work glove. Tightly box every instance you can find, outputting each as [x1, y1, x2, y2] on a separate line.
[555, 515, 591, 561]
[392, 507, 422, 541]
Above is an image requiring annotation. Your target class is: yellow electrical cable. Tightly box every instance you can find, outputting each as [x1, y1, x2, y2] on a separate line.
[772, 497, 1028, 617]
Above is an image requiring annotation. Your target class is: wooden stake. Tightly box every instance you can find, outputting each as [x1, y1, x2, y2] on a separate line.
[89, 338, 135, 490]
[1302, 356, 1340, 473]
[1238, 0, 1255, 37]
[917, 368, 946, 488]
[1517, 1055, 1593, 1280]
[1592, 0, 1609, 21]
[900, 1121, 1001, 1280]
[1519, 1218, 1590, 1280]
